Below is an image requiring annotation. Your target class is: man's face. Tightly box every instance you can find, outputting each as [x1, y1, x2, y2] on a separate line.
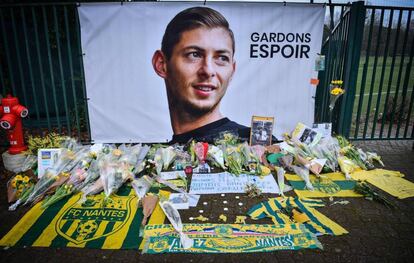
[164, 27, 236, 116]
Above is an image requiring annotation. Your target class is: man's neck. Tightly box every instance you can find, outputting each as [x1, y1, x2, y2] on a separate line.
[170, 108, 224, 135]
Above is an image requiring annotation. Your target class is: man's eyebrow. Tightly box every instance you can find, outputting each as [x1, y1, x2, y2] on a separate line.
[182, 46, 232, 55]
[182, 46, 205, 52]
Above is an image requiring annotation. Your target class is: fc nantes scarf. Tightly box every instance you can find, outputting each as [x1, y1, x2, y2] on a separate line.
[143, 223, 322, 253]
[247, 197, 347, 236]
[0, 186, 143, 249]
[285, 172, 362, 198]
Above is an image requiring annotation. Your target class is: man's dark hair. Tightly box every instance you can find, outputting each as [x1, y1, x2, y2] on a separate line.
[161, 6, 235, 60]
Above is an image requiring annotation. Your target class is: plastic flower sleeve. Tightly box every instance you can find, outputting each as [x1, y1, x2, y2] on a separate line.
[251, 145, 266, 162]
[101, 162, 133, 198]
[159, 200, 193, 249]
[133, 145, 151, 174]
[153, 148, 163, 175]
[161, 146, 177, 170]
[66, 154, 94, 188]
[207, 145, 225, 170]
[292, 165, 313, 190]
[276, 167, 285, 196]
[131, 175, 154, 199]
[366, 151, 384, 167]
[76, 159, 100, 191]
[23, 170, 59, 206]
[338, 156, 359, 180]
[80, 178, 104, 203]
[14, 155, 37, 173]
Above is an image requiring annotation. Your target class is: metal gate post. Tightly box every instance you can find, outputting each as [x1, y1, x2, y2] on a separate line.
[337, 1, 366, 137]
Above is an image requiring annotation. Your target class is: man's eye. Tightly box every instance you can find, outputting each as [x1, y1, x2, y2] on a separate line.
[218, 55, 230, 62]
[187, 52, 201, 59]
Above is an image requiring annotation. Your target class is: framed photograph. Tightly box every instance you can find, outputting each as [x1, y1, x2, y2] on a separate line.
[250, 116, 274, 146]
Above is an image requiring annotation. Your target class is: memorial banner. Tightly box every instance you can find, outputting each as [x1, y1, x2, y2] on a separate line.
[78, 2, 324, 142]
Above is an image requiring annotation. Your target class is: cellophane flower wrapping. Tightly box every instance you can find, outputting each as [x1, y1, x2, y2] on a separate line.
[221, 144, 244, 175]
[173, 146, 192, 170]
[41, 150, 95, 209]
[132, 145, 151, 174]
[340, 145, 367, 170]
[22, 142, 88, 207]
[207, 145, 225, 170]
[7, 174, 36, 203]
[161, 146, 177, 170]
[131, 175, 154, 200]
[100, 145, 137, 198]
[337, 155, 359, 180]
[366, 151, 384, 167]
[310, 137, 340, 172]
[292, 165, 313, 190]
[153, 148, 163, 176]
[79, 146, 119, 200]
[328, 81, 345, 111]
[101, 162, 132, 198]
[159, 200, 193, 249]
[276, 167, 285, 195]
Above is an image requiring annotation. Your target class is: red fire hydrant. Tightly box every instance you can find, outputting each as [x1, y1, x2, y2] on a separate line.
[0, 95, 28, 154]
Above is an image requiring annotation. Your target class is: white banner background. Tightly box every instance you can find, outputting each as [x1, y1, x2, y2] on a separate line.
[78, 2, 324, 143]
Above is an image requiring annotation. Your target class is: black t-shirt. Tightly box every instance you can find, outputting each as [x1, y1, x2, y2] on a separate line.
[169, 117, 250, 144]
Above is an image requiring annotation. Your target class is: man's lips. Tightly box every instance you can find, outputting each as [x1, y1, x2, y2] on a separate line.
[193, 84, 217, 92]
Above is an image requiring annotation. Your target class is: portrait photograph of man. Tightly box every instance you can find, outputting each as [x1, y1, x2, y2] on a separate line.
[152, 7, 249, 144]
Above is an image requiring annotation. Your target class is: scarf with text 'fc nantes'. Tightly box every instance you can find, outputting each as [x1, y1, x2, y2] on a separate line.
[0, 186, 143, 249]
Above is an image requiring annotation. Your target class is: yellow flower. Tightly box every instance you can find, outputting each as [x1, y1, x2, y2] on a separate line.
[15, 174, 23, 181]
[330, 87, 345, 96]
[113, 149, 123, 157]
[260, 165, 271, 176]
[22, 176, 30, 183]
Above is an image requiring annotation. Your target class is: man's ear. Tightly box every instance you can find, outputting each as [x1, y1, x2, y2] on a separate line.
[152, 50, 168, 79]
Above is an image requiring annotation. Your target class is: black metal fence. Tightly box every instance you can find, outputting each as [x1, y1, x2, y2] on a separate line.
[1, 1, 412, 142]
[0, 3, 90, 141]
[315, 1, 414, 140]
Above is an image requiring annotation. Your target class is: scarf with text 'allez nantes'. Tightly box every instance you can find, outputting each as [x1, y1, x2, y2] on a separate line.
[0, 186, 144, 249]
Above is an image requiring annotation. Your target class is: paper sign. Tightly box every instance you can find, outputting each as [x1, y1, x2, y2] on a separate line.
[315, 55, 325, 71]
[37, 148, 62, 178]
[189, 172, 279, 194]
[291, 123, 322, 147]
[310, 78, 319, 85]
[312, 123, 332, 138]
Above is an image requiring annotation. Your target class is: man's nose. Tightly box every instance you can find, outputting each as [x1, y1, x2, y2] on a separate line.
[198, 57, 215, 78]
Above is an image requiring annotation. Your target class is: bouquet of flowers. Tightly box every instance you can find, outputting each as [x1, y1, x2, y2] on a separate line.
[41, 151, 95, 209]
[337, 155, 359, 180]
[12, 142, 88, 209]
[7, 174, 36, 203]
[329, 80, 345, 111]
[101, 161, 132, 198]
[160, 146, 177, 171]
[207, 145, 226, 170]
[222, 144, 244, 175]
